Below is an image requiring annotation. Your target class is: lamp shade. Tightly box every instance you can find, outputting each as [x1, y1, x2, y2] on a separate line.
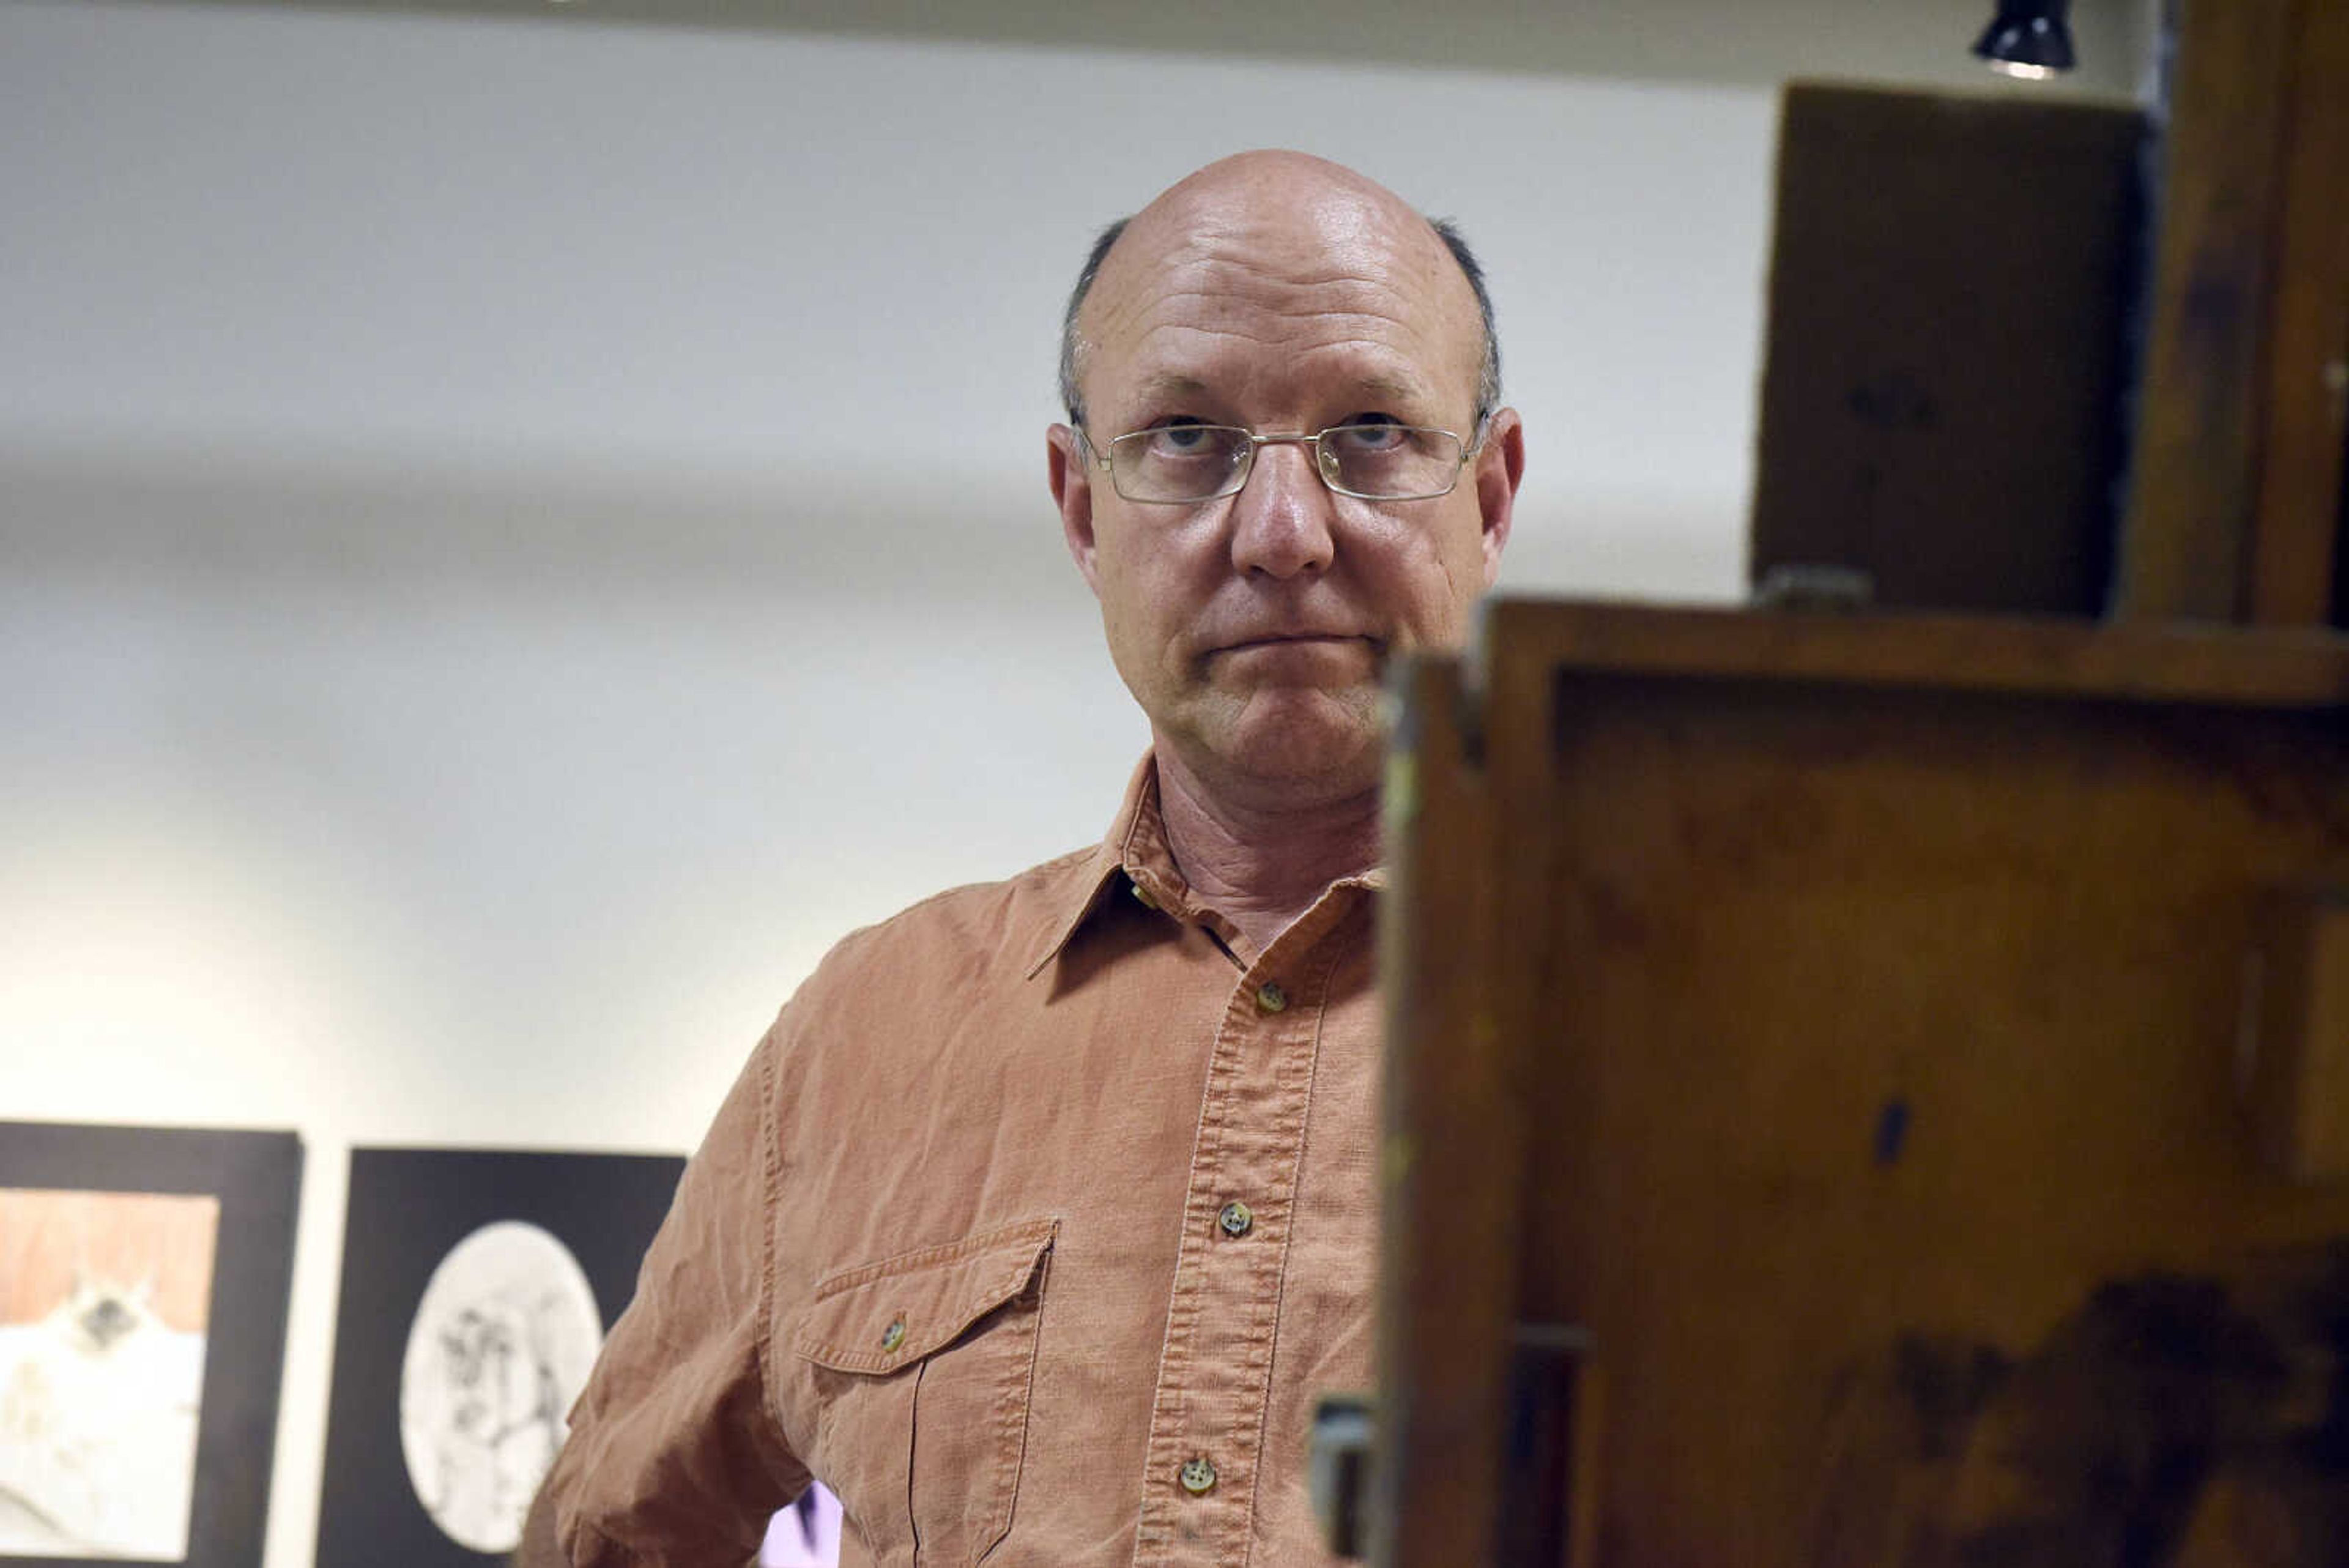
[1973, 0, 2077, 75]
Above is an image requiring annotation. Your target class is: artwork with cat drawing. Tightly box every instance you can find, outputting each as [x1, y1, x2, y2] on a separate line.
[0, 1187, 217, 1561]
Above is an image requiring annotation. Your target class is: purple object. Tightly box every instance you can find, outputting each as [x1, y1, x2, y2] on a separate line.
[758, 1484, 841, 1567]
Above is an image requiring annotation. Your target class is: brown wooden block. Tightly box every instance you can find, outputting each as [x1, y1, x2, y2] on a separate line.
[1751, 83, 2142, 616]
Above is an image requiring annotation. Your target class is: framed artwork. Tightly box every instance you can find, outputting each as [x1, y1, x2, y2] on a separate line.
[314, 1147, 684, 1565]
[0, 1120, 303, 1567]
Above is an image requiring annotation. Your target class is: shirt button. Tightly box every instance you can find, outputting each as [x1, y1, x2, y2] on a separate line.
[1130, 880, 1157, 910]
[880, 1318, 906, 1353]
[1217, 1201, 1254, 1238]
[1179, 1456, 1218, 1495]
[1255, 981, 1288, 1014]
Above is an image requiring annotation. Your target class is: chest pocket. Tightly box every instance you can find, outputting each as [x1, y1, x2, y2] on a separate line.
[793, 1218, 1056, 1567]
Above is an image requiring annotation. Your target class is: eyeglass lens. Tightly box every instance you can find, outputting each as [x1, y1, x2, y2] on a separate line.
[1109, 425, 1464, 502]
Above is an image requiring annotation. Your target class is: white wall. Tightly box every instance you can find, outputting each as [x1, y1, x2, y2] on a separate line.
[0, 3, 2144, 1563]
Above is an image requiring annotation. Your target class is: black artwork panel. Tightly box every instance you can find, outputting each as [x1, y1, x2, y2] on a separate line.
[315, 1146, 683, 1567]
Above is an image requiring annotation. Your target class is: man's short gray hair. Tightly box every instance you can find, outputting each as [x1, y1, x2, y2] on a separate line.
[1056, 215, 1503, 431]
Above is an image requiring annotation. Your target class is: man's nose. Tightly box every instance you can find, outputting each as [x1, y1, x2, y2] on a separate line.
[1228, 438, 1337, 579]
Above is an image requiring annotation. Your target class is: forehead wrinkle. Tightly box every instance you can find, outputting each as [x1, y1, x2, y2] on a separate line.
[1121, 316, 1448, 401]
[1135, 307, 1436, 352]
[1174, 247, 1433, 319]
[1093, 214, 1441, 334]
[1118, 280, 1452, 370]
[1127, 333, 1438, 399]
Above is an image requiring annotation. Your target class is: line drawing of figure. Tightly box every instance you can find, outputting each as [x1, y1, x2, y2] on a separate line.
[399, 1221, 603, 1555]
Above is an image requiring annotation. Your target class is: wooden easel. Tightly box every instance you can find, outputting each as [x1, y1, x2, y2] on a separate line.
[1376, 606, 2349, 1566]
[1362, 2, 2349, 1562]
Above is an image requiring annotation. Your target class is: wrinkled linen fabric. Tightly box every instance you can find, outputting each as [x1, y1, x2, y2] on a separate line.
[547, 757, 1380, 1567]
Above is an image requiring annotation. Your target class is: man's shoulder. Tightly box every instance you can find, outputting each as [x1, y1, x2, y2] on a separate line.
[805, 842, 1103, 994]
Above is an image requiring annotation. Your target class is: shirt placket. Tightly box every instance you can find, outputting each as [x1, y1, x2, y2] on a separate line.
[1131, 897, 1352, 1568]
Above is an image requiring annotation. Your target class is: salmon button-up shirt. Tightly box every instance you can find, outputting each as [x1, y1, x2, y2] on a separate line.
[547, 759, 1381, 1567]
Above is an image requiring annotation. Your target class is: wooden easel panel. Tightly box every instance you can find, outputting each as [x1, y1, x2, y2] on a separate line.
[2120, 0, 2349, 626]
[1380, 602, 2349, 1567]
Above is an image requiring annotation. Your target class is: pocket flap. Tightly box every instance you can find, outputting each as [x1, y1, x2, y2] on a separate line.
[792, 1217, 1056, 1374]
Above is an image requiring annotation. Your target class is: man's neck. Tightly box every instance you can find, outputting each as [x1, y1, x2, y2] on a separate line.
[1153, 748, 1382, 957]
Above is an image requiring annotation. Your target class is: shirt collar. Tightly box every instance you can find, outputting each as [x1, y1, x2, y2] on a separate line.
[1024, 754, 1168, 979]
[1023, 752, 1387, 979]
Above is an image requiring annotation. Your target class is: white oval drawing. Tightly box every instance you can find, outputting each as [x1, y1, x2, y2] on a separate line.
[398, 1221, 603, 1554]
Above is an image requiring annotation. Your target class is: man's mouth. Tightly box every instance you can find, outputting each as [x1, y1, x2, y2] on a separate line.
[1208, 632, 1387, 664]
[1226, 632, 1356, 650]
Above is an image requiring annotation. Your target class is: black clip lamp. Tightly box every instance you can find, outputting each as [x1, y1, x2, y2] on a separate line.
[1973, 0, 2077, 78]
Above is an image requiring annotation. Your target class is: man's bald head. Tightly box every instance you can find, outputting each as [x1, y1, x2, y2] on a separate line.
[1056, 151, 1500, 431]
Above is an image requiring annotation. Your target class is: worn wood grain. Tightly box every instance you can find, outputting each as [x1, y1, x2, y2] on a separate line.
[2248, 0, 2349, 626]
[2117, 0, 2300, 621]
[1371, 653, 1523, 1568]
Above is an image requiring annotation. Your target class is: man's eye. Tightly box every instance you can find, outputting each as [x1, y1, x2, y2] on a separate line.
[1328, 418, 1409, 454]
[1146, 422, 1217, 456]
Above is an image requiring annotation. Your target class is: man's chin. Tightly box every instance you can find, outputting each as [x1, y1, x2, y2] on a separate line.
[1201, 697, 1386, 798]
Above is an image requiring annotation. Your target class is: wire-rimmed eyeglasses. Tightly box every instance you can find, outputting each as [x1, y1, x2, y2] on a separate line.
[1078, 420, 1484, 505]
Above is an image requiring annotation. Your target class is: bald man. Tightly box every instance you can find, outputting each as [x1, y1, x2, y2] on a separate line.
[524, 150, 1524, 1568]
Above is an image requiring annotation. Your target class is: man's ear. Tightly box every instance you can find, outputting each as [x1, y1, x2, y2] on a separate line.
[1472, 406, 1525, 590]
[1048, 423, 1104, 596]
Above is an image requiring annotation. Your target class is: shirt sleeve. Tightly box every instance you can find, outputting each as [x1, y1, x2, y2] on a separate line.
[544, 1019, 811, 1567]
